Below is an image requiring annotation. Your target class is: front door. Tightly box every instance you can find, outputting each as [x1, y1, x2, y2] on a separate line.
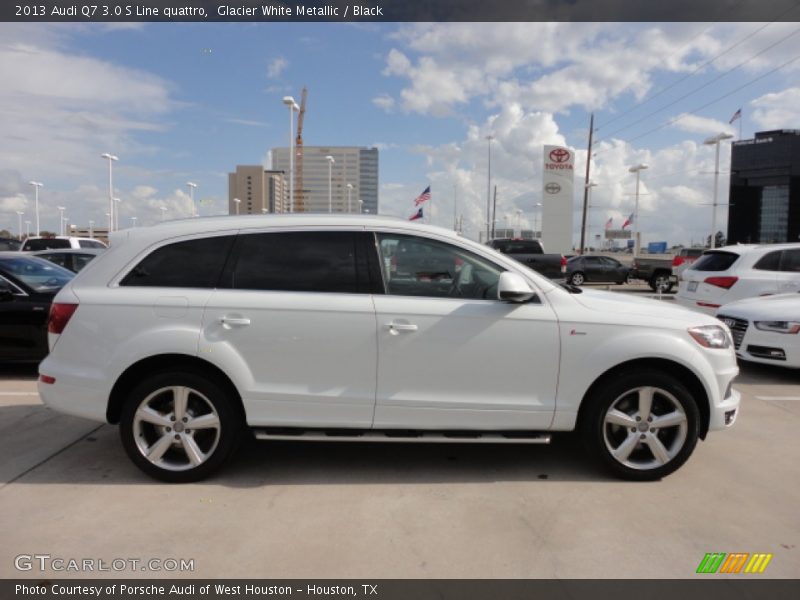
[371, 232, 560, 431]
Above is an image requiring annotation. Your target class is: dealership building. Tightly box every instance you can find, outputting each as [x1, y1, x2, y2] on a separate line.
[727, 129, 800, 244]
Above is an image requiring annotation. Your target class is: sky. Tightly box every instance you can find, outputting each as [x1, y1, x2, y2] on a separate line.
[1, 21, 800, 246]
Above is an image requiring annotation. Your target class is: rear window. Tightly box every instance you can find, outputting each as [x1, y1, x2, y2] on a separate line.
[492, 240, 542, 254]
[121, 236, 236, 288]
[690, 251, 739, 272]
[79, 240, 106, 249]
[23, 238, 70, 251]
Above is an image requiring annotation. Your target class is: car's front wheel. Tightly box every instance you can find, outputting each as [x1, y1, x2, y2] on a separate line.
[569, 271, 585, 286]
[120, 371, 243, 482]
[581, 370, 700, 480]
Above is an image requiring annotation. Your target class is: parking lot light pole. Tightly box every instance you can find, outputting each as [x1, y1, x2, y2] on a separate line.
[25, 220, 30, 238]
[326, 155, 335, 213]
[112, 197, 121, 232]
[88, 220, 94, 238]
[57, 206, 66, 236]
[130, 216, 137, 228]
[106, 212, 112, 232]
[16, 211, 24, 240]
[282, 96, 300, 212]
[28, 181, 42, 236]
[585, 181, 598, 252]
[485, 135, 494, 242]
[100, 153, 118, 231]
[628, 164, 648, 256]
[346, 183, 353, 212]
[534, 202, 542, 238]
[186, 182, 197, 217]
[515, 209, 522, 237]
[704, 132, 734, 249]
[233, 197, 241, 215]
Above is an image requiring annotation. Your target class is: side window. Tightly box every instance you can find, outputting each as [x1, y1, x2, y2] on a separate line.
[753, 250, 782, 271]
[121, 236, 235, 288]
[780, 249, 800, 273]
[43, 254, 68, 268]
[79, 240, 105, 249]
[377, 233, 504, 300]
[73, 254, 96, 271]
[227, 231, 365, 294]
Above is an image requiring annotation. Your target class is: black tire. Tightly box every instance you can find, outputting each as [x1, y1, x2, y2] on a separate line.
[120, 371, 243, 483]
[580, 369, 700, 481]
[569, 271, 585, 286]
[649, 273, 674, 293]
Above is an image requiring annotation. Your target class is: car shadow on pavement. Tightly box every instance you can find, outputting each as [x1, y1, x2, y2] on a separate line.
[735, 361, 800, 385]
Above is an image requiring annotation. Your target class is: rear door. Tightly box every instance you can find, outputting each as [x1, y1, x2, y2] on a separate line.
[777, 249, 800, 293]
[0, 277, 48, 360]
[371, 232, 559, 431]
[201, 230, 379, 428]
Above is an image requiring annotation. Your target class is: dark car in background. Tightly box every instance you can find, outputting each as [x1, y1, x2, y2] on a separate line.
[566, 255, 631, 286]
[0, 238, 22, 251]
[0, 253, 74, 361]
[32, 248, 103, 273]
[486, 239, 566, 279]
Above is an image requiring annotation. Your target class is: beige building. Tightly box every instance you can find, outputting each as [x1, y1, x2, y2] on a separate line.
[271, 146, 378, 214]
[228, 166, 288, 215]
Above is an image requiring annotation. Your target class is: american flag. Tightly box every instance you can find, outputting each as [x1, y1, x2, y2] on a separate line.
[409, 207, 424, 221]
[414, 186, 431, 206]
[729, 108, 742, 124]
[621, 213, 634, 229]
[605, 217, 613, 230]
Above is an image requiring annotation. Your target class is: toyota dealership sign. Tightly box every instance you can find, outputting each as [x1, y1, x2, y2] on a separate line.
[542, 145, 575, 254]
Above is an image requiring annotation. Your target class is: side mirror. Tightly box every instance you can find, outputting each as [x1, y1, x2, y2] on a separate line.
[497, 272, 536, 303]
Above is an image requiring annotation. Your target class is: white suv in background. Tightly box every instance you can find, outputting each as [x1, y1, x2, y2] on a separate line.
[39, 215, 740, 482]
[20, 236, 107, 251]
[676, 244, 800, 314]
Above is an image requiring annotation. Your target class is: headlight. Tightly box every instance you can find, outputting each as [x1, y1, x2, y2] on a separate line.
[754, 321, 800, 334]
[688, 325, 731, 349]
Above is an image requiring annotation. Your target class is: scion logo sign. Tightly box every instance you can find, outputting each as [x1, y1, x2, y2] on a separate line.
[696, 552, 773, 574]
[545, 147, 574, 171]
[545, 183, 562, 194]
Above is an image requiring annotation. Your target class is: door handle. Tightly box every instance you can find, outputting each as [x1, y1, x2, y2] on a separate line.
[220, 316, 251, 327]
[386, 322, 418, 335]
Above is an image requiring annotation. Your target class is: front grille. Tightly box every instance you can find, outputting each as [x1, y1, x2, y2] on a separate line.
[717, 314, 748, 350]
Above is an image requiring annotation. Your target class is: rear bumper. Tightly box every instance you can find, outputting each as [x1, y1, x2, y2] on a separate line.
[38, 355, 109, 423]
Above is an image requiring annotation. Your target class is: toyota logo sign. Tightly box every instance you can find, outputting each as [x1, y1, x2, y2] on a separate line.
[545, 183, 561, 194]
[549, 148, 571, 163]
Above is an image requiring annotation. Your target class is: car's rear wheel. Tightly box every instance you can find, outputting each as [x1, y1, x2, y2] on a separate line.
[569, 271, 585, 286]
[581, 370, 700, 480]
[120, 371, 242, 482]
[649, 273, 673, 293]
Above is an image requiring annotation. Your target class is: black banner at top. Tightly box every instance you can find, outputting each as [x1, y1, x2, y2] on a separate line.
[3, 0, 800, 23]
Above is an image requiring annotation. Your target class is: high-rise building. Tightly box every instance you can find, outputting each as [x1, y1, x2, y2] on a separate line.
[271, 146, 378, 214]
[228, 166, 287, 215]
[728, 130, 800, 244]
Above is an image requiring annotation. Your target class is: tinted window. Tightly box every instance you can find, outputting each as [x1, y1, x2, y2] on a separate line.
[378, 233, 504, 300]
[41, 253, 69, 269]
[493, 240, 542, 254]
[121, 236, 235, 288]
[0, 239, 21, 251]
[73, 254, 97, 271]
[780, 249, 800, 272]
[228, 231, 362, 293]
[691, 251, 739, 272]
[24, 238, 70, 251]
[79, 240, 106, 249]
[753, 250, 782, 271]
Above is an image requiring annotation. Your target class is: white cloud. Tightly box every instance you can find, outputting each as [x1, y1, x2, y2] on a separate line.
[671, 114, 736, 136]
[372, 94, 395, 112]
[267, 56, 288, 79]
[750, 87, 800, 130]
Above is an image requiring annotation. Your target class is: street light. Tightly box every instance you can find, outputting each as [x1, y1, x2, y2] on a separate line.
[346, 183, 353, 213]
[57, 206, 66, 236]
[704, 132, 734, 248]
[358, 199, 364, 214]
[628, 164, 648, 256]
[106, 212, 112, 231]
[88, 220, 94, 238]
[100, 153, 118, 231]
[485, 135, 494, 242]
[534, 202, 542, 238]
[16, 211, 24, 240]
[325, 155, 335, 213]
[28, 181, 42, 236]
[282, 96, 300, 212]
[584, 181, 598, 253]
[233, 197, 241, 215]
[186, 182, 197, 217]
[112, 197, 121, 232]
[25, 220, 31, 237]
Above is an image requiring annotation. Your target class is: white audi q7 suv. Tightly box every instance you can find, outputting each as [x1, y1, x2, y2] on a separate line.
[39, 215, 740, 482]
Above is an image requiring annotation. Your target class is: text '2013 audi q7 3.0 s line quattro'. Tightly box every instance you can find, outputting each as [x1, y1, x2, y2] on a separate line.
[39, 215, 740, 482]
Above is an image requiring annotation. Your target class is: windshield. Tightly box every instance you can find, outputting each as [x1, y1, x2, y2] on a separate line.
[0, 256, 74, 292]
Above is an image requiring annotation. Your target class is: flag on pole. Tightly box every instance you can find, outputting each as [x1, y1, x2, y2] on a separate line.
[409, 207, 424, 221]
[414, 186, 431, 206]
[605, 217, 613, 230]
[729, 108, 742, 124]
[621, 213, 634, 229]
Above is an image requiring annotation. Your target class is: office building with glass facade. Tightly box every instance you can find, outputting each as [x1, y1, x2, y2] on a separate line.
[728, 130, 800, 244]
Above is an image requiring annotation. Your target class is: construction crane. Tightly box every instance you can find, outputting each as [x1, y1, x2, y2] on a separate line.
[294, 86, 308, 212]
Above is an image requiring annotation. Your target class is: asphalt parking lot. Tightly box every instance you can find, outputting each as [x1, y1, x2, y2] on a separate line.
[1, 291, 798, 580]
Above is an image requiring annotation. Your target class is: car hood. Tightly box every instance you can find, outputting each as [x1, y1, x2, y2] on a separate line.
[569, 288, 718, 326]
[717, 292, 800, 320]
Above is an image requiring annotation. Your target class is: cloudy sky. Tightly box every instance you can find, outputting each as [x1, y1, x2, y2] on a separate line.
[1, 21, 799, 246]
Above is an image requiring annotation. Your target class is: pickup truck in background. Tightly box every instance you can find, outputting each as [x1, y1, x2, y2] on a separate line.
[630, 256, 675, 292]
[486, 239, 567, 280]
[672, 247, 706, 279]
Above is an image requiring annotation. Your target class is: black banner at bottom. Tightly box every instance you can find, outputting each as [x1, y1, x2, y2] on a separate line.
[4, 579, 800, 600]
